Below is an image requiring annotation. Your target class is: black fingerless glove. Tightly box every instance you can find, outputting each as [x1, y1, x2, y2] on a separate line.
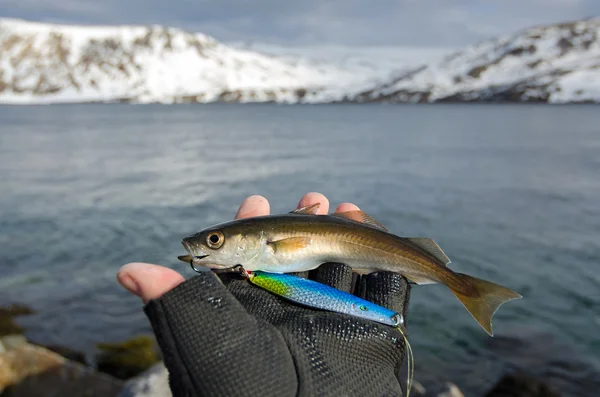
[144, 263, 411, 397]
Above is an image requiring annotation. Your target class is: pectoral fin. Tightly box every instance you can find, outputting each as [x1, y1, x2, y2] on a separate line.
[267, 237, 312, 254]
[330, 210, 388, 231]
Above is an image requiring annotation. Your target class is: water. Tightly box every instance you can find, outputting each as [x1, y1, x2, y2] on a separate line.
[1, 104, 599, 396]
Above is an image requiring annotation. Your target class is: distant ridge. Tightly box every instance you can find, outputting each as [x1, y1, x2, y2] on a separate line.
[1, 17, 598, 104]
[353, 17, 600, 104]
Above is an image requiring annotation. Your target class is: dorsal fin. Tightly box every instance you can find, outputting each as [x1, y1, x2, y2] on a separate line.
[330, 210, 388, 231]
[290, 203, 321, 215]
[403, 237, 451, 265]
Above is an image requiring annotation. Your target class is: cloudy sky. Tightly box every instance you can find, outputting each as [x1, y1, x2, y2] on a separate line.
[2, 0, 599, 47]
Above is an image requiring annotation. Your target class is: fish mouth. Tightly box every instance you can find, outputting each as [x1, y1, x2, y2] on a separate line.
[179, 240, 232, 271]
[177, 254, 209, 262]
[178, 253, 213, 273]
[179, 240, 212, 271]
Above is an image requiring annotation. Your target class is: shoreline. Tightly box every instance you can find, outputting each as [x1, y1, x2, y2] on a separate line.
[1, 303, 564, 397]
[0, 98, 599, 106]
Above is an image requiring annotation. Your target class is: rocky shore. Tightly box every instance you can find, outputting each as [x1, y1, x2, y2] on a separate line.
[1, 304, 562, 397]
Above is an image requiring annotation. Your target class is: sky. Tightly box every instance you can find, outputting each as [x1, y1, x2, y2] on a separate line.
[1, 0, 599, 47]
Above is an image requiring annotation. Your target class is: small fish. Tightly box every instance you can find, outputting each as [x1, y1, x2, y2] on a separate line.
[179, 202, 522, 336]
[243, 269, 414, 397]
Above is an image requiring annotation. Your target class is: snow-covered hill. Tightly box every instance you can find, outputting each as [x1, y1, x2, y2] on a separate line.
[228, 41, 449, 85]
[1, 17, 599, 104]
[0, 18, 376, 104]
[354, 18, 600, 104]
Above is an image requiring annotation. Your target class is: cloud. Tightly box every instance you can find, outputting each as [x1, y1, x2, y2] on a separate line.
[1, 0, 599, 46]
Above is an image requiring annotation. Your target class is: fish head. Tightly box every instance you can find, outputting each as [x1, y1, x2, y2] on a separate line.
[179, 222, 265, 270]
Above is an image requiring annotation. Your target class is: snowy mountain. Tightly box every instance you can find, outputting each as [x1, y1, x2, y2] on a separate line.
[354, 18, 600, 104]
[0, 17, 599, 104]
[0, 18, 377, 104]
[228, 41, 449, 86]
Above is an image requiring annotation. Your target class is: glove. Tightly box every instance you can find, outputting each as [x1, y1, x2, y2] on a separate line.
[144, 262, 411, 397]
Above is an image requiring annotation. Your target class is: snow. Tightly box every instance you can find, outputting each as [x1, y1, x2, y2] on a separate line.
[364, 17, 600, 103]
[0, 17, 599, 104]
[0, 18, 376, 104]
[550, 67, 600, 103]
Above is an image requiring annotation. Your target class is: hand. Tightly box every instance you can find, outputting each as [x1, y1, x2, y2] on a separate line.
[117, 192, 412, 397]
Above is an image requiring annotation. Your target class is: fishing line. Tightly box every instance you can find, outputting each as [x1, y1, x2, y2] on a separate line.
[395, 324, 414, 397]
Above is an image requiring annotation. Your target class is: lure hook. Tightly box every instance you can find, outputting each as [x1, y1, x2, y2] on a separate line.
[189, 255, 209, 273]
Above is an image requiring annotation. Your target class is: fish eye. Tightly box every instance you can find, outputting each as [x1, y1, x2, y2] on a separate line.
[359, 305, 368, 311]
[206, 230, 225, 249]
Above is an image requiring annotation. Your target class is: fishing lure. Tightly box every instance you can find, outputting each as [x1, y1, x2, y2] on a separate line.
[244, 269, 415, 397]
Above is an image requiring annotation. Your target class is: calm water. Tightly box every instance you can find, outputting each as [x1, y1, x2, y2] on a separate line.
[1, 104, 599, 396]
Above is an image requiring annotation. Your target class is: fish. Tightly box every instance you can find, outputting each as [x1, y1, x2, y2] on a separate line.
[242, 269, 414, 397]
[178, 202, 522, 336]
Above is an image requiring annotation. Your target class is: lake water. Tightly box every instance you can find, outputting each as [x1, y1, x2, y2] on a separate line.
[1, 104, 599, 396]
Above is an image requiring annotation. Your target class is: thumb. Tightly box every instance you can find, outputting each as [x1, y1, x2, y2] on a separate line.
[117, 262, 185, 304]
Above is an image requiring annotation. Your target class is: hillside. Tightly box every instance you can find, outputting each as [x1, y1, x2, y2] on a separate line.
[0, 17, 599, 104]
[0, 18, 368, 104]
[353, 18, 600, 104]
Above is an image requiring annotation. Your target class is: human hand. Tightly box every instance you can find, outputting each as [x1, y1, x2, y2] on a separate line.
[117, 192, 412, 397]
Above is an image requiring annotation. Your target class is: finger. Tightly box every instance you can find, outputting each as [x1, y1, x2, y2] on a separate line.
[297, 192, 329, 215]
[335, 202, 360, 213]
[117, 262, 185, 304]
[234, 195, 270, 219]
[357, 272, 411, 321]
[308, 263, 356, 293]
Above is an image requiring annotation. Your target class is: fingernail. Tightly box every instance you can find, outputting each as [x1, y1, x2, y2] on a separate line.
[119, 272, 141, 296]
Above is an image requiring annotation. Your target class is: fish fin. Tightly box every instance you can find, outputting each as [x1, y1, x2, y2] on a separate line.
[450, 273, 522, 336]
[330, 210, 388, 231]
[402, 237, 451, 266]
[267, 237, 312, 254]
[405, 275, 437, 285]
[290, 203, 321, 215]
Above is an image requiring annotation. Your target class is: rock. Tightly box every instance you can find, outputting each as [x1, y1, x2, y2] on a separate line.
[0, 305, 34, 337]
[116, 362, 172, 397]
[414, 380, 465, 397]
[0, 335, 27, 352]
[437, 382, 465, 397]
[410, 379, 427, 395]
[41, 344, 87, 366]
[424, 382, 465, 397]
[96, 335, 160, 380]
[0, 337, 124, 396]
[484, 372, 561, 397]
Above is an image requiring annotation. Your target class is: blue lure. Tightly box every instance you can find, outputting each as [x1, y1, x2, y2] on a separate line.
[245, 270, 404, 327]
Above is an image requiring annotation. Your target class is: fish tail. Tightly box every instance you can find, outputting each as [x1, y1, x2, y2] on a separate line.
[395, 325, 414, 397]
[449, 273, 522, 336]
